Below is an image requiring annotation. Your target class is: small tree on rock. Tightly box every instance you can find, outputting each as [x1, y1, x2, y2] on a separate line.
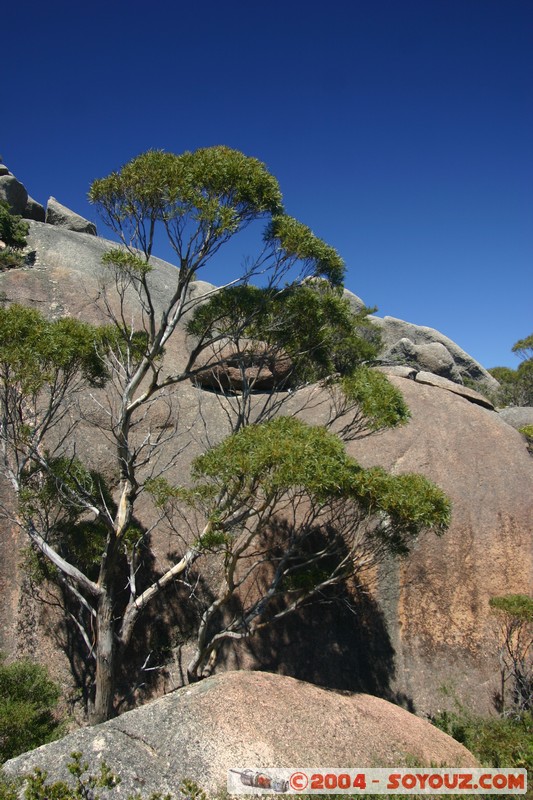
[490, 594, 533, 714]
[0, 146, 450, 723]
[489, 333, 533, 407]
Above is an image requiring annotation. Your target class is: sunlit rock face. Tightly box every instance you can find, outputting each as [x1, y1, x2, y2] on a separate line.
[4, 671, 478, 796]
[0, 219, 530, 720]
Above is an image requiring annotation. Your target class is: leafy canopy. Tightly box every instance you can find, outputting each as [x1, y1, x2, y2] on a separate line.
[340, 367, 410, 431]
[0, 201, 29, 271]
[187, 281, 379, 383]
[265, 215, 345, 287]
[190, 417, 450, 548]
[187, 280, 410, 430]
[89, 146, 346, 286]
[512, 334, 533, 361]
[192, 416, 353, 501]
[0, 304, 118, 393]
[89, 146, 284, 257]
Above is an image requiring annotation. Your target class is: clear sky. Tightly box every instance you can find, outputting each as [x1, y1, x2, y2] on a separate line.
[3, 0, 532, 369]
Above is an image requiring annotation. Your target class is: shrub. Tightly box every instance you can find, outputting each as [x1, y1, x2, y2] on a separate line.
[0, 248, 25, 271]
[0, 202, 29, 250]
[0, 655, 64, 763]
[433, 710, 533, 799]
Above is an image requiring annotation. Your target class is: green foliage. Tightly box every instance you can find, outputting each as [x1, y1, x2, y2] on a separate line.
[489, 331, 533, 407]
[179, 779, 208, 800]
[188, 281, 381, 390]
[350, 467, 451, 551]
[512, 334, 533, 360]
[264, 215, 345, 286]
[0, 248, 25, 271]
[0, 202, 29, 272]
[145, 477, 217, 510]
[101, 248, 152, 277]
[0, 201, 29, 249]
[89, 146, 283, 257]
[519, 425, 533, 438]
[168, 145, 284, 221]
[184, 280, 409, 440]
[0, 752, 175, 800]
[490, 594, 533, 622]
[489, 366, 516, 384]
[186, 284, 269, 341]
[434, 709, 533, 791]
[340, 367, 410, 431]
[0, 655, 63, 764]
[490, 361, 533, 407]
[89, 149, 176, 221]
[0, 305, 110, 392]
[267, 282, 378, 381]
[90, 146, 348, 296]
[489, 594, 533, 714]
[518, 425, 533, 455]
[1, 752, 119, 800]
[194, 529, 230, 551]
[192, 416, 353, 501]
[191, 417, 450, 550]
[0, 145, 452, 718]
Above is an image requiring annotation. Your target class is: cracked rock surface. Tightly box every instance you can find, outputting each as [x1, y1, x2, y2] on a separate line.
[4, 671, 478, 795]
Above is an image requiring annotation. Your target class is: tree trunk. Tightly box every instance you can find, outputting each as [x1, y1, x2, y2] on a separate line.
[89, 591, 116, 724]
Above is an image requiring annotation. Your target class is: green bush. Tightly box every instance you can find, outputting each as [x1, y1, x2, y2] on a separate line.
[0, 202, 29, 250]
[0, 248, 25, 271]
[433, 710, 533, 799]
[0, 655, 64, 764]
[0, 201, 29, 271]
[489, 332, 533, 407]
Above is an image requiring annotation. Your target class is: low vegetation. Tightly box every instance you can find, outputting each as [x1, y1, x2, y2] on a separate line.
[0, 655, 64, 764]
[0, 201, 29, 270]
[490, 333, 533, 407]
[433, 710, 533, 800]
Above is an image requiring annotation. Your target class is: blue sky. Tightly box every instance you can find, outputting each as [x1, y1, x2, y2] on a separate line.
[3, 0, 532, 369]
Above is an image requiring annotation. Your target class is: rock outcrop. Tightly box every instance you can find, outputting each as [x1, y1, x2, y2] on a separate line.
[413, 370, 494, 408]
[343, 286, 367, 314]
[45, 197, 97, 235]
[342, 375, 532, 713]
[0, 218, 531, 721]
[0, 173, 28, 215]
[498, 406, 533, 431]
[0, 160, 92, 231]
[194, 338, 293, 391]
[23, 195, 46, 222]
[383, 338, 462, 382]
[4, 671, 477, 795]
[371, 315, 499, 391]
[0, 155, 503, 393]
[374, 366, 494, 408]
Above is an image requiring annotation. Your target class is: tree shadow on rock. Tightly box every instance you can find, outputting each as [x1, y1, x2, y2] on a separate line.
[240, 586, 411, 705]
[215, 513, 415, 711]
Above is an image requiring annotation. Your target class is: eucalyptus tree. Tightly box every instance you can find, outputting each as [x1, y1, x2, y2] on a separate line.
[489, 332, 533, 407]
[0, 147, 450, 723]
[146, 416, 450, 682]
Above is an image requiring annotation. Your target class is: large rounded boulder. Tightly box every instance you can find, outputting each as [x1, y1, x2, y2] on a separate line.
[0, 220, 530, 721]
[4, 671, 477, 796]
